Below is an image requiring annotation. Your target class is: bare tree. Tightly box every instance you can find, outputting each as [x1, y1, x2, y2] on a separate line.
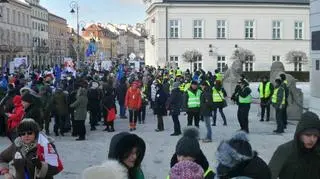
[182, 49, 202, 72]
[285, 50, 308, 64]
[231, 47, 255, 63]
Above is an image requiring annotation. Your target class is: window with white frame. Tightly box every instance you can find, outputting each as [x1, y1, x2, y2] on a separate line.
[217, 20, 226, 39]
[217, 56, 226, 72]
[245, 20, 254, 39]
[243, 55, 254, 72]
[0, 6, 3, 22]
[294, 56, 302, 71]
[272, 21, 281, 40]
[169, 20, 179, 38]
[295, 21, 303, 40]
[193, 20, 203, 38]
[193, 55, 202, 70]
[170, 56, 179, 67]
[272, 55, 280, 62]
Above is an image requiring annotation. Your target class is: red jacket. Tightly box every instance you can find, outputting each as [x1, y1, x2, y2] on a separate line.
[125, 87, 142, 110]
[7, 95, 25, 131]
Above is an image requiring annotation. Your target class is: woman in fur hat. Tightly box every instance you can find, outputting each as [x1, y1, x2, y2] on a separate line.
[108, 132, 146, 179]
[0, 119, 62, 179]
[169, 127, 215, 179]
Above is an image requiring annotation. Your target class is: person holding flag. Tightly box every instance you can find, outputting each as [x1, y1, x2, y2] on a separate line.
[0, 118, 63, 179]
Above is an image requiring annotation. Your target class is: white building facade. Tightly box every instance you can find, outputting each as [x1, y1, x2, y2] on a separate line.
[310, 0, 320, 114]
[144, 0, 310, 72]
[0, 0, 32, 67]
[26, 0, 49, 67]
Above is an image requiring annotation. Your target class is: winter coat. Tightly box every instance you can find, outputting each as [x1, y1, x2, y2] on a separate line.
[102, 94, 117, 119]
[269, 115, 320, 179]
[200, 87, 213, 116]
[170, 150, 215, 179]
[166, 88, 183, 116]
[70, 88, 88, 121]
[0, 136, 60, 179]
[24, 102, 42, 129]
[116, 82, 128, 105]
[212, 87, 228, 109]
[125, 87, 142, 111]
[52, 89, 69, 116]
[108, 132, 146, 179]
[87, 88, 101, 112]
[151, 82, 157, 102]
[154, 87, 168, 116]
[7, 95, 24, 131]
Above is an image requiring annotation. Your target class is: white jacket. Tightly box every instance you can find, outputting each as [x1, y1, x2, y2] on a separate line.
[81, 160, 128, 179]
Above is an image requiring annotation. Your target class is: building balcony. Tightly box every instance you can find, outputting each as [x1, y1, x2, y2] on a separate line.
[35, 46, 49, 53]
[0, 45, 23, 53]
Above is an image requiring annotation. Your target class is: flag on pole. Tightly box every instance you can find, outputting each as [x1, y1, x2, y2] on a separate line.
[36, 133, 64, 172]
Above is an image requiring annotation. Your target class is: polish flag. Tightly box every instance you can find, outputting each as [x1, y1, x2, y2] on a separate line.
[36, 133, 64, 172]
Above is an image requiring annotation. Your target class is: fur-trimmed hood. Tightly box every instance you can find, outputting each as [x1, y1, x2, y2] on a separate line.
[82, 160, 128, 179]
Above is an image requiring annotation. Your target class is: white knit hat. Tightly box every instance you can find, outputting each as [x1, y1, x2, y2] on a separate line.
[81, 160, 128, 179]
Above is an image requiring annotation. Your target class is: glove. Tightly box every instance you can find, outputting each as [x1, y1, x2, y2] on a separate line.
[31, 157, 42, 169]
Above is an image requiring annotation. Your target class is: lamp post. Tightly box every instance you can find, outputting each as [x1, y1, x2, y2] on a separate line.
[70, 1, 80, 66]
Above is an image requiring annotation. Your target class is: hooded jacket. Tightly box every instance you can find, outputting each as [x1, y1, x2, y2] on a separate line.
[108, 132, 146, 179]
[216, 131, 271, 179]
[269, 112, 320, 179]
[7, 95, 25, 131]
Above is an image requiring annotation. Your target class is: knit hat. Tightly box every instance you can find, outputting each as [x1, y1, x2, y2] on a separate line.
[170, 160, 204, 179]
[21, 93, 34, 103]
[175, 127, 201, 158]
[17, 118, 40, 137]
[173, 82, 180, 89]
[82, 160, 128, 179]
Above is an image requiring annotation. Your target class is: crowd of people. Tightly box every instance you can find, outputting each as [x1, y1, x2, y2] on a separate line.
[0, 64, 318, 179]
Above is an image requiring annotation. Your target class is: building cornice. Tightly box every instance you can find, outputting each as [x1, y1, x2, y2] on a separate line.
[146, 2, 309, 13]
[49, 13, 67, 22]
[8, 0, 31, 9]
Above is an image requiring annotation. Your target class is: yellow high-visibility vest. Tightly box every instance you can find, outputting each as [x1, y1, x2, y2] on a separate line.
[272, 87, 285, 105]
[212, 88, 224, 102]
[259, 82, 271, 98]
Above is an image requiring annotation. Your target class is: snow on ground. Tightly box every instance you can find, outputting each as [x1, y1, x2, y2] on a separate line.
[0, 83, 310, 179]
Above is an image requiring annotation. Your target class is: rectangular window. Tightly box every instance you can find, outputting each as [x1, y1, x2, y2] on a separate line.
[217, 56, 226, 72]
[272, 55, 280, 62]
[193, 20, 203, 39]
[245, 20, 254, 39]
[18, 12, 21, 25]
[0, 6, 3, 21]
[193, 55, 202, 70]
[22, 13, 25, 26]
[316, 60, 320, 71]
[170, 56, 179, 67]
[294, 57, 302, 71]
[6, 8, 9, 23]
[272, 21, 281, 40]
[243, 55, 254, 72]
[217, 20, 226, 39]
[169, 20, 179, 38]
[12, 10, 15, 24]
[295, 21, 303, 40]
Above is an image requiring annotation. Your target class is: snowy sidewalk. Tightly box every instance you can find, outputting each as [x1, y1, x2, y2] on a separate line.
[0, 82, 309, 179]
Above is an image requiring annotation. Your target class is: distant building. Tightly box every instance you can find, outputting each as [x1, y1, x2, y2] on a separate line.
[48, 13, 67, 65]
[25, 0, 49, 67]
[310, 0, 320, 114]
[144, 0, 310, 72]
[0, 0, 32, 67]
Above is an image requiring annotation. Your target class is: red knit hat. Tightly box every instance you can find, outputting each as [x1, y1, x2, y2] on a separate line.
[170, 160, 204, 179]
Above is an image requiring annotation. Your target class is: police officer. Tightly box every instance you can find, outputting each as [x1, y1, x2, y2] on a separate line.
[280, 74, 289, 129]
[184, 81, 202, 127]
[214, 69, 223, 82]
[258, 76, 274, 122]
[237, 79, 252, 133]
[272, 78, 286, 134]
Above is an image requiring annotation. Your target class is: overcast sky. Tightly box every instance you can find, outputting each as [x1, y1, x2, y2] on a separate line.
[41, 0, 146, 28]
